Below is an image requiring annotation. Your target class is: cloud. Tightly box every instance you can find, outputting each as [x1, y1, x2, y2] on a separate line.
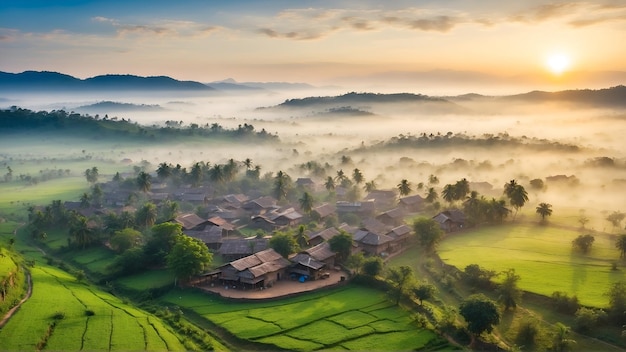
[509, 3, 581, 23]
[567, 3, 626, 27]
[91, 17, 220, 38]
[407, 15, 458, 32]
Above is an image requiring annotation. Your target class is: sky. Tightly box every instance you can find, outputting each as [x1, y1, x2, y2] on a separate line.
[1, 0, 625, 91]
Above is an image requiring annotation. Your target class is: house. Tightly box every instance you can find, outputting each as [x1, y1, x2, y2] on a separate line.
[295, 177, 316, 190]
[398, 194, 425, 212]
[289, 242, 337, 280]
[353, 230, 393, 256]
[311, 203, 335, 221]
[173, 213, 209, 231]
[376, 208, 405, 227]
[148, 192, 169, 203]
[218, 248, 290, 288]
[307, 227, 340, 246]
[361, 218, 388, 236]
[242, 196, 278, 215]
[364, 190, 397, 210]
[386, 224, 412, 252]
[207, 216, 236, 236]
[210, 193, 248, 210]
[433, 210, 466, 232]
[219, 238, 269, 261]
[270, 208, 303, 227]
[250, 215, 277, 232]
[184, 225, 223, 251]
[336, 200, 375, 215]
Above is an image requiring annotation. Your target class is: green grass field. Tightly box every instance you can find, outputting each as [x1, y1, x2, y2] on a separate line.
[438, 223, 623, 307]
[0, 263, 186, 351]
[161, 285, 451, 351]
[115, 269, 176, 291]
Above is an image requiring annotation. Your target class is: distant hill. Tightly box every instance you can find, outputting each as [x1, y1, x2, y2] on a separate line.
[74, 101, 165, 114]
[208, 78, 315, 91]
[207, 79, 263, 91]
[445, 85, 626, 108]
[0, 71, 214, 91]
[260, 92, 466, 115]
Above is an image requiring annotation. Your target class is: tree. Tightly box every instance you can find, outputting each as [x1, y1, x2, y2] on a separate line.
[362, 256, 384, 277]
[345, 252, 365, 275]
[364, 180, 377, 193]
[489, 198, 510, 223]
[441, 184, 456, 204]
[606, 281, 626, 324]
[386, 265, 415, 305]
[293, 225, 309, 249]
[324, 176, 335, 192]
[84, 166, 99, 184]
[269, 232, 299, 258]
[135, 202, 157, 228]
[413, 282, 437, 305]
[167, 235, 213, 285]
[572, 234, 595, 254]
[397, 179, 412, 196]
[110, 228, 143, 253]
[616, 235, 626, 258]
[298, 191, 314, 214]
[136, 171, 152, 193]
[413, 217, 443, 251]
[107, 247, 147, 276]
[273, 170, 291, 201]
[498, 268, 522, 310]
[505, 181, 528, 220]
[607, 211, 626, 232]
[91, 184, 103, 208]
[552, 323, 576, 352]
[459, 294, 501, 337]
[328, 231, 353, 263]
[536, 202, 553, 222]
[352, 168, 364, 185]
[425, 187, 438, 203]
[243, 158, 253, 170]
[428, 174, 439, 186]
[144, 222, 183, 266]
[69, 215, 96, 249]
[464, 264, 497, 289]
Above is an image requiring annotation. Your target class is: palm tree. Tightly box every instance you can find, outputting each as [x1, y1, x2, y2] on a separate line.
[441, 184, 456, 205]
[136, 203, 157, 228]
[274, 170, 290, 201]
[352, 168, 364, 185]
[136, 171, 152, 193]
[503, 179, 519, 199]
[428, 174, 439, 186]
[324, 176, 335, 192]
[508, 184, 529, 220]
[455, 178, 470, 200]
[156, 162, 172, 181]
[616, 235, 626, 258]
[299, 191, 314, 214]
[397, 179, 412, 196]
[364, 180, 377, 193]
[209, 164, 225, 184]
[425, 187, 438, 203]
[243, 158, 253, 170]
[294, 225, 309, 249]
[536, 202, 553, 221]
[190, 162, 203, 187]
[224, 158, 239, 181]
[70, 215, 95, 249]
[335, 169, 347, 183]
[489, 198, 510, 223]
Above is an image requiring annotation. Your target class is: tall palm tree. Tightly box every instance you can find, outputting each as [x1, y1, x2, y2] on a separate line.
[299, 191, 314, 214]
[70, 215, 95, 249]
[508, 184, 529, 220]
[324, 176, 335, 192]
[425, 187, 438, 203]
[190, 162, 203, 187]
[441, 184, 456, 205]
[503, 179, 519, 199]
[274, 170, 290, 201]
[489, 198, 510, 223]
[428, 174, 439, 186]
[136, 203, 157, 228]
[335, 169, 347, 183]
[616, 235, 626, 258]
[243, 158, 253, 170]
[364, 180, 377, 193]
[294, 225, 309, 249]
[209, 164, 225, 184]
[397, 179, 412, 196]
[156, 162, 172, 181]
[352, 168, 364, 185]
[536, 202, 553, 221]
[136, 171, 152, 193]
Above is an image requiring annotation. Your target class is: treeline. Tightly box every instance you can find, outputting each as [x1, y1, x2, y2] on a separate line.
[0, 107, 278, 142]
[362, 131, 580, 152]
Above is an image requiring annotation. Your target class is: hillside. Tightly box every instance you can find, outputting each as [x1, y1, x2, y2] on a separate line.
[0, 71, 214, 91]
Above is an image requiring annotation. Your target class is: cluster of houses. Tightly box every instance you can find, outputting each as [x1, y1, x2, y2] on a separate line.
[69, 177, 469, 289]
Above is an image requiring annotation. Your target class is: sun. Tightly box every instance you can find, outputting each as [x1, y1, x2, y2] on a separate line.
[546, 53, 571, 75]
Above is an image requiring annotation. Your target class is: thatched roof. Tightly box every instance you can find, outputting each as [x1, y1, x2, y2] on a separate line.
[304, 242, 336, 261]
[174, 213, 208, 230]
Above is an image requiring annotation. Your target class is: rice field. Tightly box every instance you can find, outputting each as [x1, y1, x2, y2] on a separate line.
[0, 263, 186, 351]
[115, 269, 176, 291]
[438, 223, 623, 307]
[161, 285, 452, 351]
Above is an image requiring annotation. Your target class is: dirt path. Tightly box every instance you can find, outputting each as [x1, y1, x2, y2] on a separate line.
[0, 223, 33, 329]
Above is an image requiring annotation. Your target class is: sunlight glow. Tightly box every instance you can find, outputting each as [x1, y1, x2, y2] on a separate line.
[546, 54, 571, 75]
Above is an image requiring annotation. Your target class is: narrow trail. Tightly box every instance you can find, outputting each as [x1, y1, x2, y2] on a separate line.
[0, 223, 32, 329]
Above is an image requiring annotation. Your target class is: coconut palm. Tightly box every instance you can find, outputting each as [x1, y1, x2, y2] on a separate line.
[294, 225, 309, 249]
[156, 162, 172, 181]
[352, 168, 364, 185]
[536, 202, 553, 221]
[364, 180, 377, 193]
[397, 179, 412, 196]
[425, 187, 438, 203]
[273, 170, 291, 201]
[324, 176, 335, 192]
[209, 164, 225, 184]
[299, 191, 314, 214]
[243, 158, 253, 170]
[441, 184, 456, 204]
[136, 171, 152, 193]
[508, 184, 529, 220]
[335, 169, 347, 183]
[616, 235, 626, 258]
[136, 203, 157, 228]
[428, 174, 439, 186]
[70, 215, 95, 249]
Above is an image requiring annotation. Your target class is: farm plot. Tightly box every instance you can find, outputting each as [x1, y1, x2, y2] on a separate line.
[162, 285, 450, 351]
[438, 223, 622, 307]
[0, 263, 186, 351]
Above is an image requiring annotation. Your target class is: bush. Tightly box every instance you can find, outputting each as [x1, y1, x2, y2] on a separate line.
[516, 319, 540, 348]
[51, 311, 65, 320]
[85, 309, 95, 316]
[551, 291, 579, 314]
[574, 307, 606, 333]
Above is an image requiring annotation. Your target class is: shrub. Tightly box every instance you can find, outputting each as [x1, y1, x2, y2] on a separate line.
[551, 291, 579, 314]
[51, 311, 65, 320]
[85, 309, 95, 316]
[574, 307, 606, 333]
[516, 319, 540, 348]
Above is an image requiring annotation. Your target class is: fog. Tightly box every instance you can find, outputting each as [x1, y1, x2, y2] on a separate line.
[2, 86, 625, 229]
